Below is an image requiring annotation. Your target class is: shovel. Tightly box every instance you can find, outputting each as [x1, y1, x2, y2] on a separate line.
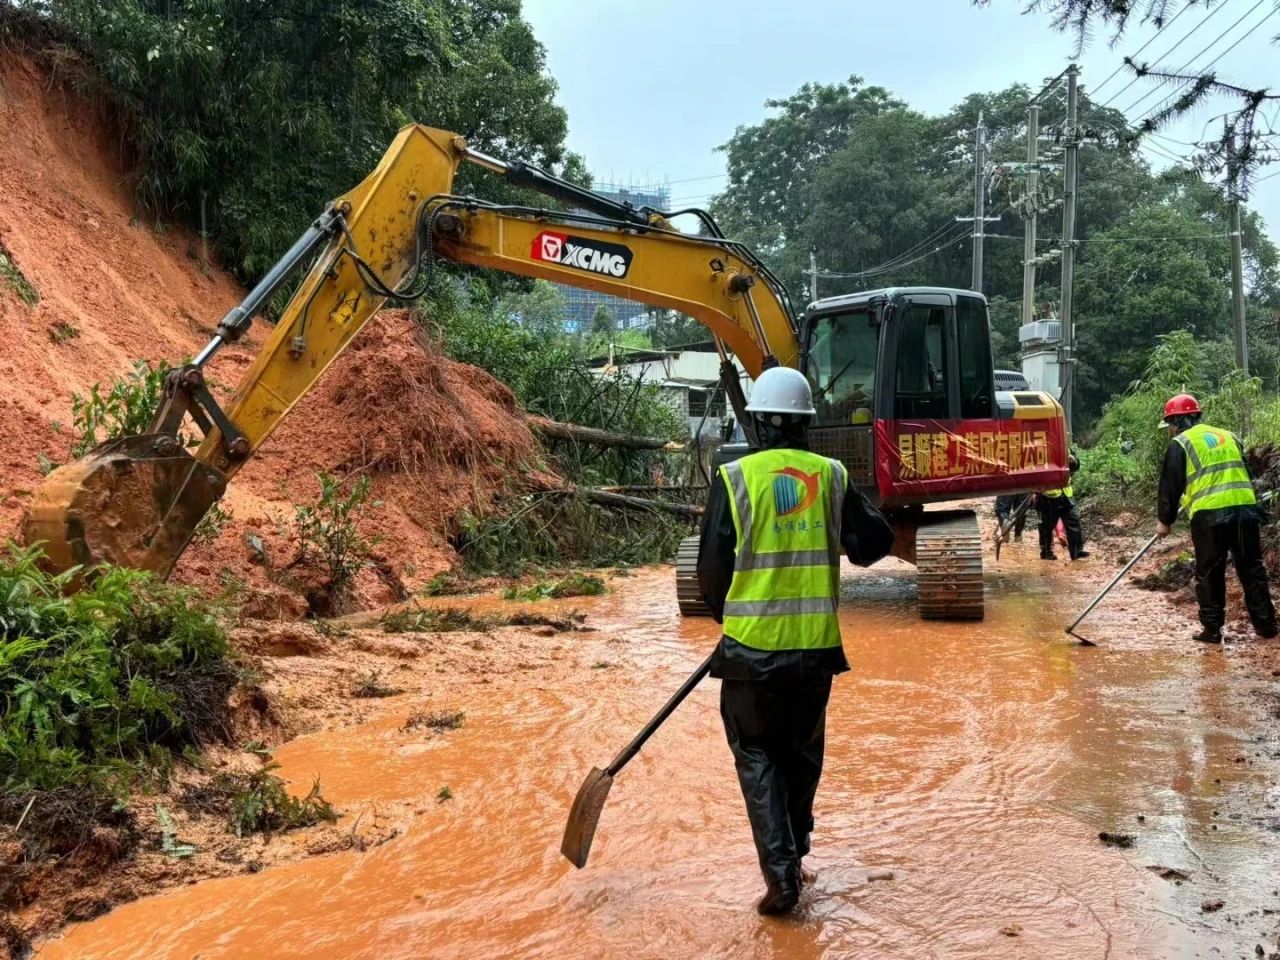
[561, 654, 713, 869]
[994, 494, 1034, 560]
[1065, 534, 1160, 646]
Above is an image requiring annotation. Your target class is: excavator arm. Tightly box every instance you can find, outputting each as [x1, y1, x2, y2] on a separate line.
[24, 124, 799, 577]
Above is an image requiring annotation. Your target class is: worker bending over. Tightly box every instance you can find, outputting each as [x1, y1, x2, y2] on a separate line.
[1037, 453, 1088, 560]
[1156, 394, 1276, 644]
[697, 367, 893, 916]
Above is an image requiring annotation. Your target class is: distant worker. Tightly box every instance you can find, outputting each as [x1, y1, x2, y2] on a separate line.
[1037, 453, 1088, 560]
[1156, 394, 1276, 644]
[994, 493, 1031, 542]
[697, 367, 894, 916]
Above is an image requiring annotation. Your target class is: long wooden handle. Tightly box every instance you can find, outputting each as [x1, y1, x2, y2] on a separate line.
[1066, 534, 1160, 634]
[606, 655, 714, 777]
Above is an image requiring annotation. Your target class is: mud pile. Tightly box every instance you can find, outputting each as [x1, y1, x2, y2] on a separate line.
[0, 52, 543, 611]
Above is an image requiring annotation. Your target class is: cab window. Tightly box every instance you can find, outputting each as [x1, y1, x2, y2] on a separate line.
[956, 296, 994, 419]
[894, 304, 950, 419]
[806, 310, 878, 426]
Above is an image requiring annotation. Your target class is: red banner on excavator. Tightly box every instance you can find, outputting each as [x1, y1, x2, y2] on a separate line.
[875, 418, 1069, 501]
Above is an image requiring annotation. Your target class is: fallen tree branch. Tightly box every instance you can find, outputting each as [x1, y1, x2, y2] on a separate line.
[526, 416, 685, 451]
[548, 486, 704, 518]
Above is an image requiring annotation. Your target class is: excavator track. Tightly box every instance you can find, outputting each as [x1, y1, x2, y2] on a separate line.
[915, 510, 985, 620]
[675, 535, 711, 617]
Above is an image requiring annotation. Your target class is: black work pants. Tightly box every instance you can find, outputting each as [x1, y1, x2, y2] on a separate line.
[1038, 495, 1084, 558]
[1190, 516, 1276, 633]
[720, 674, 832, 885]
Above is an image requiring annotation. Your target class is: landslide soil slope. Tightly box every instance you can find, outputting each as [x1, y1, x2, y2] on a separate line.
[0, 53, 541, 611]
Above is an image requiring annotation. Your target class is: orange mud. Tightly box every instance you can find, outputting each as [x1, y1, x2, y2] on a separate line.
[36, 538, 1280, 960]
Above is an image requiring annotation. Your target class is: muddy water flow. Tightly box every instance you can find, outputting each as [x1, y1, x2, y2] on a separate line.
[40, 547, 1280, 959]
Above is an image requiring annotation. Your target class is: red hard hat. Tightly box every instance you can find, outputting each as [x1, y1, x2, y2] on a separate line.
[1162, 393, 1201, 421]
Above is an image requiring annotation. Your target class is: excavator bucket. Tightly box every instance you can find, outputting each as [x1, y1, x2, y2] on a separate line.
[23, 435, 226, 579]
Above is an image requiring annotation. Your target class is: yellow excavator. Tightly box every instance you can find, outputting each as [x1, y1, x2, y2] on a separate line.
[24, 124, 1068, 619]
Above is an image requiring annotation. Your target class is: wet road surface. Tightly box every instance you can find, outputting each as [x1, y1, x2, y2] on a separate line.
[38, 544, 1280, 959]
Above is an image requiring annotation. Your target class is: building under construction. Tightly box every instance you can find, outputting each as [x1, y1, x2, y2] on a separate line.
[560, 182, 671, 332]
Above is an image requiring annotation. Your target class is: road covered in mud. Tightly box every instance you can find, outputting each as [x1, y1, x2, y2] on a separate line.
[37, 533, 1280, 960]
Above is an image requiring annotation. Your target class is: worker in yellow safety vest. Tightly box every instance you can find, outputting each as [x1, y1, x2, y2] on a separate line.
[1037, 453, 1087, 560]
[1156, 393, 1276, 644]
[697, 366, 894, 916]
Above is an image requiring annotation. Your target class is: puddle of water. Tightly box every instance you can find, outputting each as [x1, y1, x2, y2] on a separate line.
[38, 548, 1280, 959]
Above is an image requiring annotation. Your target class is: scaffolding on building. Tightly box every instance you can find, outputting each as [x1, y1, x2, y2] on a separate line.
[559, 182, 671, 332]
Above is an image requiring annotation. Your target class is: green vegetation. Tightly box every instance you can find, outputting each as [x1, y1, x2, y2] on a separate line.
[191, 501, 231, 546]
[502, 572, 605, 601]
[48, 321, 79, 344]
[0, 543, 236, 796]
[182, 762, 336, 837]
[455, 493, 691, 574]
[711, 79, 1280, 427]
[25, 0, 582, 282]
[379, 606, 499, 634]
[292, 473, 381, 608]
[0, 246, 38, 306]
[351, 670, 403, 699]
[403, 709, 465, 733]
[1077, 332, 1280, 513]
[70, 359, 172, 456]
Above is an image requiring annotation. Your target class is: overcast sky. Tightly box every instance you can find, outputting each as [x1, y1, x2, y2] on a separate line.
[522, 0, 1280, 248]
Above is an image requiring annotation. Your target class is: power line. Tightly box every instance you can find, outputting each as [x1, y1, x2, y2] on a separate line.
[1091, 0, 1237, 114]
[1121, 0, 1276, 120]
[1088, 0, 1198, 100]
[818, 233, 969, 279]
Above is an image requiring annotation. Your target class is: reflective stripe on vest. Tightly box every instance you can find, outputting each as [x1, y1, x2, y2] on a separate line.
[1174, 424, 1255, 518]
[720, 448, 845, 652]
[1043, 485, 1074, 498]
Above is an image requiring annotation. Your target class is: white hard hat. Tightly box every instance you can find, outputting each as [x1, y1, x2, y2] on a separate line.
[746, 367, 816, 416]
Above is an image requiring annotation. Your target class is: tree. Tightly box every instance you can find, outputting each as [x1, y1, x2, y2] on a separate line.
[32, 0, 582, 281]
[589, 304, 614, 336]
[499, 280, 567, 337]
[648, 310, 706, 348]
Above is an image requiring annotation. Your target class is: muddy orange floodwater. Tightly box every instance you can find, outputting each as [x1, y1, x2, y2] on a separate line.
[39, 548, 1280, 959]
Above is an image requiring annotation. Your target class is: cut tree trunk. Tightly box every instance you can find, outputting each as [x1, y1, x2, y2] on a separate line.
[527, 416, 685, 451]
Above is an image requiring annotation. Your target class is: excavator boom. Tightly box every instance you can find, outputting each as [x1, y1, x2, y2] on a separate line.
[24, 124, 799, 577]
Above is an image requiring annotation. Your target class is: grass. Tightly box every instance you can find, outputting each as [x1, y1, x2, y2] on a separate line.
[379, 607, 500, 634]
[420, 571, 478, 597]
[180, 763, 337, 837]
[0, 247, 38, 306]
[502, 573, 606, 602]
[350, 670, 403, 699]
[0, 542, 237, 797]
[48, 321, 79, 344]
[402, 709, 465, 733]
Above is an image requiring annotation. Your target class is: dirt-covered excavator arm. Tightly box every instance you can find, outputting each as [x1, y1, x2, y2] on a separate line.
[24, 124, 799, 578]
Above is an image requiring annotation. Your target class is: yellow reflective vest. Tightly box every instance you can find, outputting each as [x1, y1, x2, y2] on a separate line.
[1043, 485, 1074, 498]
[1174, 423, 1256, 518]
[720, 448, 846, 652]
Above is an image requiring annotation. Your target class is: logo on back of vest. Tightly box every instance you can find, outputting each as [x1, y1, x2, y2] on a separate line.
[1204, 430, 1223, 448]
[772, 468, 820, 516]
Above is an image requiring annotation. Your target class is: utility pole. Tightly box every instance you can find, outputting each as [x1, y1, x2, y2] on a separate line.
[955, 112, 1001, 294]
[1059, 65, 1079, 433]
[1226, 124, 1248, 373]
[1021, 104, 1040, 326]
[809, 247, 819, 304]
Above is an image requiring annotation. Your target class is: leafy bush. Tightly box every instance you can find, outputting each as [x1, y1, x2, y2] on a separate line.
[1078, 331, 1280, 513]
[292, 473, 381, 605]
[379, 607, 498, 634]
[182, 762, 336, 837]
[70, 359, 171, 456]
[0, 246, 38, 306]
[502, 573, 605, 601]
[0, 543, 236, 795]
